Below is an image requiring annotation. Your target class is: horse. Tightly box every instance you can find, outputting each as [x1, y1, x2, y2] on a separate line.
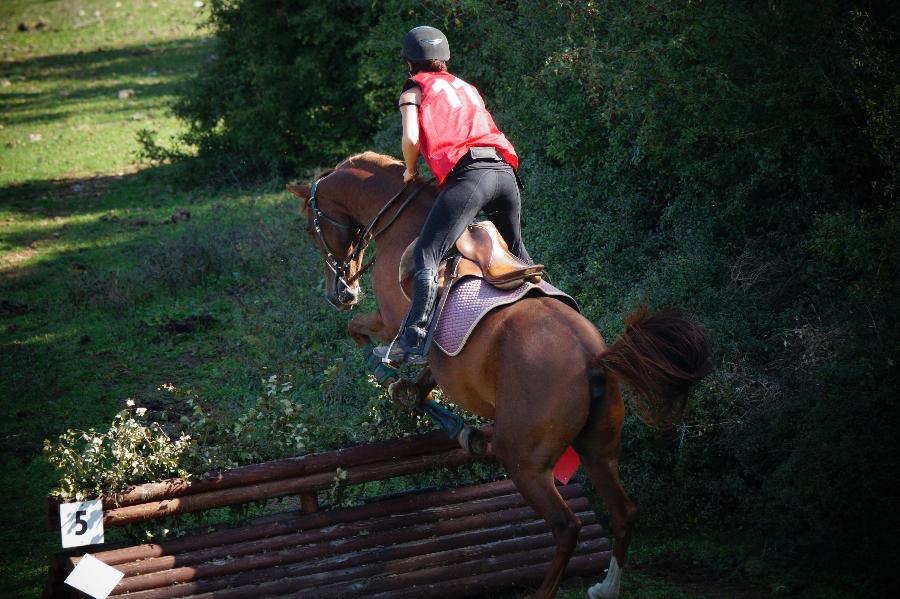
[288, 151, 712, 599]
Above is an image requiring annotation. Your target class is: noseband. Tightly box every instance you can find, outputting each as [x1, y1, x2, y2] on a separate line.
[307, 174, 432, 293]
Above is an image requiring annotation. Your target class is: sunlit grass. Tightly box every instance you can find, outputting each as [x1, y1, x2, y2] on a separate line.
[0, 0, 209, 185]
[0, 0, 205, 58]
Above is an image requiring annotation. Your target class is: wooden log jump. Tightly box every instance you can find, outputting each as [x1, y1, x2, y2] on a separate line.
[44, 426, 610, 598]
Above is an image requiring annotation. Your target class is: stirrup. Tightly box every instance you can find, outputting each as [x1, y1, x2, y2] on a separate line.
[374, 339, 429, 366]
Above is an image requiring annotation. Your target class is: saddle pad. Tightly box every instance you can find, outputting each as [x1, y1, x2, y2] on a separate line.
[432, 277, 579, 357]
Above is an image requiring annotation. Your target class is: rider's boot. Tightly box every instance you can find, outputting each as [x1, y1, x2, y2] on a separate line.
[375, 268, 438, 365]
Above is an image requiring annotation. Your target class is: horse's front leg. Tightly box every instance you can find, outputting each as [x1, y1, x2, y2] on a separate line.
[349, 311, 478, 451]
[348, 311, 389, 346]
[350, 312, 435, 401]
[350, 311, 401, 387]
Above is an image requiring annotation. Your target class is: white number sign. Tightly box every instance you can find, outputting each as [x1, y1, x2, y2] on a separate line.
[60, 499, 104, 548]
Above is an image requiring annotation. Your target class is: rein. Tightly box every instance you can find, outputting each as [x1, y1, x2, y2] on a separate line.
[308, 175, 432, 288]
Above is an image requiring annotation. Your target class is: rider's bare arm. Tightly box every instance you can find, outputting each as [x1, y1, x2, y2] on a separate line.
[399, 87, 422, 183]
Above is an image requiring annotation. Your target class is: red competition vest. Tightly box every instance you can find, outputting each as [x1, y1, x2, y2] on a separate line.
[410, 71, 518, 187]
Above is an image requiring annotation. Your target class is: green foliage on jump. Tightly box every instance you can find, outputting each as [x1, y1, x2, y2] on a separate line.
[164, 0, 900, 585]
[43, 402, 192, 502]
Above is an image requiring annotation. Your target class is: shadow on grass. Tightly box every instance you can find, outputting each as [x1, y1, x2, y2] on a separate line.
[0, 161, 308, 295]
[0, 158, 249, 210]
[0, 37, 208, 126]
[1, 81, 188, 126]
[0, 155, 314, 283]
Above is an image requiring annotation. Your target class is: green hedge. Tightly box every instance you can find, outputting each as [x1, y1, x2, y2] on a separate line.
[165, 0, 899, 588]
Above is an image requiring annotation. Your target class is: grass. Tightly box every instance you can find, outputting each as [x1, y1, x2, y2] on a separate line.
[0, 169, 381, 594]
[0, 2, 853, 598]
[0, 0, 207, 184]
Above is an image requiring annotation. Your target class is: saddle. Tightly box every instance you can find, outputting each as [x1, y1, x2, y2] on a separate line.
[399, 221, 545, 300]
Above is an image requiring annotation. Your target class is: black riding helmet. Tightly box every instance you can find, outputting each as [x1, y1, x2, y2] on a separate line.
[400, 25, 450, 62]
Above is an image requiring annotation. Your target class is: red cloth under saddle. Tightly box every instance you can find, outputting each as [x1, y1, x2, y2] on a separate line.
[432, 276, 578, 357]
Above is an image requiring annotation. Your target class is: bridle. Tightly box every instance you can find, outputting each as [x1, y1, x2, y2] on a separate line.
[306, 174, 432, 298]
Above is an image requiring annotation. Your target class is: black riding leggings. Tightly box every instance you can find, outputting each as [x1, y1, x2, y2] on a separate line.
[413, 161, 532, 274]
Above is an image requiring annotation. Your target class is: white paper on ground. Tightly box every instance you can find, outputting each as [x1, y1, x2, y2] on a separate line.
[63, 554, 124, 599]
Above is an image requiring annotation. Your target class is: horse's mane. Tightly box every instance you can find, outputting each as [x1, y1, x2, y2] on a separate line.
[310, 152, 431, 205]
[334, 151, 405, 178]
[308, 151, 403, 188]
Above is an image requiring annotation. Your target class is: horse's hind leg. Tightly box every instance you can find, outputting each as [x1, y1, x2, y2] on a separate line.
[577, 455, 634, 598]
[493, 439, 582, 599]
[574, 426, 637, 599]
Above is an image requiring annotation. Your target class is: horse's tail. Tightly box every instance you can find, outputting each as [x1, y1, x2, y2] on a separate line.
[592, 306, 713, 429]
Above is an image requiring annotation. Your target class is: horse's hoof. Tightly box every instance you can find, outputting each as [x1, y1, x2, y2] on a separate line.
[587, 582, 618, 599]
[456, 426, 487, 456]
[587, 556, 621, 598]
[387, 378, 423, 410]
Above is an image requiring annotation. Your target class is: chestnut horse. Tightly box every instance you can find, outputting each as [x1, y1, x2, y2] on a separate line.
[288, 152, 712, 599]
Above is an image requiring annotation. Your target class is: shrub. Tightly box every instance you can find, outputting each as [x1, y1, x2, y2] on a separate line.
[43, 378, 310, 503]
[176, 375, 312, 473]
[43, 402, 192, 502]
[153, 0, 404, 178]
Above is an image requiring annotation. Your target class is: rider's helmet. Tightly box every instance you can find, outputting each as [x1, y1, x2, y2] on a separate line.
[400, 26, 450, 62]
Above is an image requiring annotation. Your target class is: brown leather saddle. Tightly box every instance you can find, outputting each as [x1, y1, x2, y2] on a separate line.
[399, 221, 545, 300]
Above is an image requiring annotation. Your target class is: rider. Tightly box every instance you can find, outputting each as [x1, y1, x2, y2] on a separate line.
[376, 25, 534, 365]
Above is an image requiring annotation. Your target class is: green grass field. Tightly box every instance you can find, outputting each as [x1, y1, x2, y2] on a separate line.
[0, 2, 834, 597]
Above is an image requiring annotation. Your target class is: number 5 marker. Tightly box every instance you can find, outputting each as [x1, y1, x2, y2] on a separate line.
[60, 499, 104, 548]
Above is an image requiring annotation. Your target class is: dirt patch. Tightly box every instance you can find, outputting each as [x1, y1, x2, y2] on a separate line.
[170, 209, 191, 224]
[633, 554, 773, 598]
[0, 248, 38, 272]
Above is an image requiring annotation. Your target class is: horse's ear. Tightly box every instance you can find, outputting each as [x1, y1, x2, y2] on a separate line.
[286, 184, 311, 214]
[286, 183, 310, 198]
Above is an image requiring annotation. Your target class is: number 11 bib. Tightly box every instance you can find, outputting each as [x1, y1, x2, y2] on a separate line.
[410, 71, 519, 187]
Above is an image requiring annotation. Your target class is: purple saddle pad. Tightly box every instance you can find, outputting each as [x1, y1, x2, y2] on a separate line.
[432, 276, 579, 357]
